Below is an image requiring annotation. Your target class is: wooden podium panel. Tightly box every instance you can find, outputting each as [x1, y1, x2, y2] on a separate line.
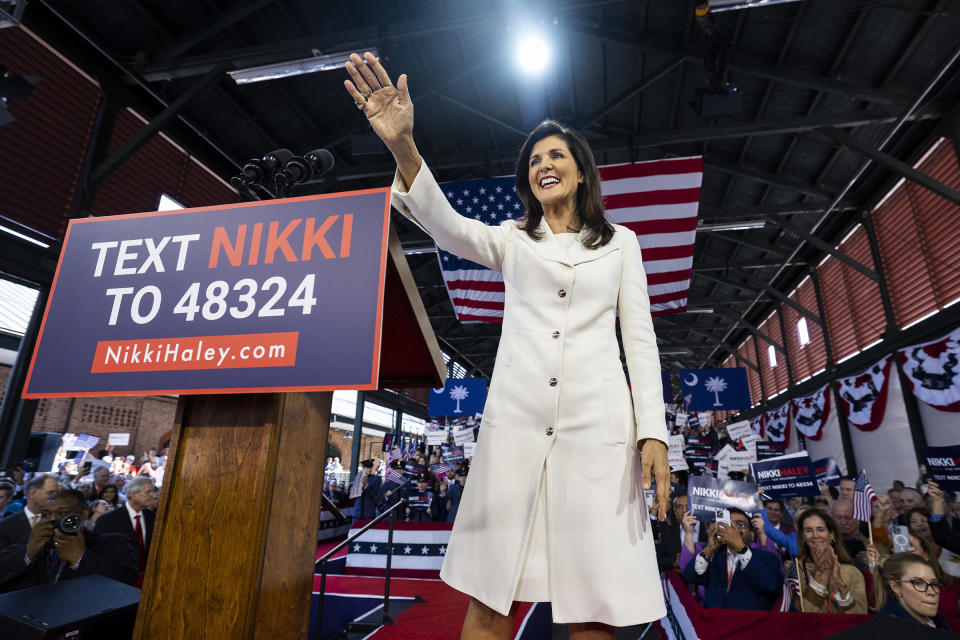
[134, 391, 332, 640]
[133, 225, 444, 639]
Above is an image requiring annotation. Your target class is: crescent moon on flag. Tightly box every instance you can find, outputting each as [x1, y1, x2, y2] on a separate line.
[684, 373, 699, 387]
[432, 387, 446, 393]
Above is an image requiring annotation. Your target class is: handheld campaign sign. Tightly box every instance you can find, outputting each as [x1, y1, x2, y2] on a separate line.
[922, 445, 960, 490]
[813, 457, 842, 486]
[725, 420, 753, 442]
[751, 452, 820, 499]
[24, 190, 392, 396]
[756, 442, 786, 460]
[687, 476, 759, 522]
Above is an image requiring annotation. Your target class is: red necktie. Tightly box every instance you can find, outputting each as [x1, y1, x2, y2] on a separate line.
[134, 514, 146, 571]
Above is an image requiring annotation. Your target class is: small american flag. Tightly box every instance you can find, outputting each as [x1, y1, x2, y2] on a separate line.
[853, 471, 877, 521]
[384, 467, 407, 486]
[387, 447, 402, 464]
[437, 157, 703, 322]
[432, 462, 453, 477]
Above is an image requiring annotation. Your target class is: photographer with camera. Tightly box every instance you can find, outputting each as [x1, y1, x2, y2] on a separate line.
[0, 489, 137, 593]
[0, 474, 59, 550]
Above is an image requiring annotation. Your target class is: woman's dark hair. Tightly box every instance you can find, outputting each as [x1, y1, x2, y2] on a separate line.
[796, 508, 853, 565]
[905, 507, 932, 533]
[514, 120, 613, 249]
[98, 484, 119, 506]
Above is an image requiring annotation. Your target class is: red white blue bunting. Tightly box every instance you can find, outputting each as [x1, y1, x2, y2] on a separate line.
[764, 404, 791, 447]
[835, 355, 893, 431]
[792, 385, 831, 441]
[749, 415, 765, 438]
[898, 327, 960, 412]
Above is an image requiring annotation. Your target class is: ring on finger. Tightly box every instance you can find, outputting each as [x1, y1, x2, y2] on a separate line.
[354, 100, 365, 110]
[362, 89, 374, 98]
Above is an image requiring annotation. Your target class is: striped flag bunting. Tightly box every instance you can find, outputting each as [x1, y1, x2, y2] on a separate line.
[437, 156, 703, 322]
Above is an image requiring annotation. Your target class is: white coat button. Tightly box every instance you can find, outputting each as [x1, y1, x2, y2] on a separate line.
[551, 331, 560, 339]
[545, 427, 555, 436]
[558, 289, 567, 298]
[549, 377, 558, 387]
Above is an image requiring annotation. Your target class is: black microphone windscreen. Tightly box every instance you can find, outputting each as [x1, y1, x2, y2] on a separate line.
[262, 149, 294, 172]
[306, 148, 335, 175]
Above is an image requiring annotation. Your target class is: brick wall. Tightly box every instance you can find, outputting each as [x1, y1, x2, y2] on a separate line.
[1, 365, 379, 470]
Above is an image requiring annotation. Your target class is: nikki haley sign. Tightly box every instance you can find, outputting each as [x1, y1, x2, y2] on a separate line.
[24, 188, 391, 397]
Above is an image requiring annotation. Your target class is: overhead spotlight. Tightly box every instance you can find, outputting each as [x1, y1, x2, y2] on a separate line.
[697, 220, 766, 232]
[515, 34, 551, 74]
[228, 48, 380, 85]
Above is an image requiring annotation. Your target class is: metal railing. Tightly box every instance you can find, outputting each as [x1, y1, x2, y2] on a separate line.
[313, 497, 407, 639]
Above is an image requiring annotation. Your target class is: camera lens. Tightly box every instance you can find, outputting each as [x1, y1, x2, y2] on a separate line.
[59, 514, 82, 534]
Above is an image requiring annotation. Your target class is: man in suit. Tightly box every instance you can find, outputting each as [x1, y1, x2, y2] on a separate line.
[353, 459, 381, 519]
[683, 508, 781, 610]
[93, 476, 157, 575]
[0, 488, 137, 593]
[0, 474, 59, 550]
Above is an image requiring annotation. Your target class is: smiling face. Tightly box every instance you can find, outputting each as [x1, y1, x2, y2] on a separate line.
[527, 135, 583, 214]
[802, 514, 834, 549]
[909, 512, 932, 538]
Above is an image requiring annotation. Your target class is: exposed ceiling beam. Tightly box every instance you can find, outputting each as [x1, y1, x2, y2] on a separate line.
[705, 159, 835, 200]
[153, 0, 275, 62]
[566, 21, 914, 106]
[698, 201, 861, 220]
[769, 216, 879, 281]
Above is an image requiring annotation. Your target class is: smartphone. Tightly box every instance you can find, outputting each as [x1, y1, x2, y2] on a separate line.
[715, 508, 731, 527]
[644, 490, 655, 510]
[891, 525, 910, 553]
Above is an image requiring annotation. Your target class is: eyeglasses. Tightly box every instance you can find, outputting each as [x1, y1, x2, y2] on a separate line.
[899, 578, 942, 594]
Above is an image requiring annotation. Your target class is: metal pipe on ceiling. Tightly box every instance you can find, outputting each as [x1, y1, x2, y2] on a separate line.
[704, 40, 960, 370]
[37, 0, 240, 170]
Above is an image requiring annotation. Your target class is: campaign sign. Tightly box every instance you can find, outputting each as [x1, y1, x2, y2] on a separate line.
[751, 453, 820, 499]
[813, 457, 842, 486]
[687, 476, 760, 522]
[726, 420, 753, 442]
[429, 378, 488, 417]
[922, 445, 960, 490]
[24, 189, 392, 397]
[440, 444, 465, 465]
[756, 442, 786, 460]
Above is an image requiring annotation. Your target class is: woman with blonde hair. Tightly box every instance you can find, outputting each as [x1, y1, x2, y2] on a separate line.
[874, 552, 952, 629]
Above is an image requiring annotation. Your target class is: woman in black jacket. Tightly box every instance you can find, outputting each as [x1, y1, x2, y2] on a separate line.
[874, 552, 952, 630]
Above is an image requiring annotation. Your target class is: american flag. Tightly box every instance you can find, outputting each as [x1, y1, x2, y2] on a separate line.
[853, 471, 877, 521]
[431, 462, 453, 477]
[384, 467, 407, 486]
[387, 447, 402, 464]
[437, 157, 703, 322]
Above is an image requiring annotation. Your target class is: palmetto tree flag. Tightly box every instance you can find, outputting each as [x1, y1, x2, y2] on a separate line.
[680, 368, 750, 411]
[428, 377, 488, 417]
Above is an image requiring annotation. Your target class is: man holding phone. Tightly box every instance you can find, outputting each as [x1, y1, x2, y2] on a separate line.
[683, 508, 781, 610]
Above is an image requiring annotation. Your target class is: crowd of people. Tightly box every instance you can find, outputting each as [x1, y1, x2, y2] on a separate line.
[651, 421, 959, 630]
[323, 446, 470, 524]
[0, 450, 163, 594]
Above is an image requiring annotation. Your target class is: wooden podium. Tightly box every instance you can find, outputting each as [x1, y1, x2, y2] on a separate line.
[132, 227, 445, 640]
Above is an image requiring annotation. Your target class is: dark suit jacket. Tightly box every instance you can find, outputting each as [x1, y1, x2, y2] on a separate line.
[93, 507, 155, 558]
[931, 515, 960, 554]
[683, 546, 781, 610]
[0, 530, 138, 593]
[655, 520, 684, 572]
[0, 511, 30, 551]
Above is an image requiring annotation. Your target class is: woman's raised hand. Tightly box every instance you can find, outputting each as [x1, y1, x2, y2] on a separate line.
[344, 52, 413, 149]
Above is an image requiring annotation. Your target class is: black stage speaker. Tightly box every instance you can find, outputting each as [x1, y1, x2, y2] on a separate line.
[22, 432, 61, 473]
[0, 574, 140, 639]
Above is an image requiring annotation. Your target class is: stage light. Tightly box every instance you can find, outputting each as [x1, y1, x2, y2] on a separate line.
[0, 223, 49, 248]
[515, 34, 551, 73]
[228, 48, 379, 85]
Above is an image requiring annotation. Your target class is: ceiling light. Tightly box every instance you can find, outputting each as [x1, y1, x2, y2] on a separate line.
[683, 308, 715, 314]
[704, 0, 804, 12]
[516, 34, 551, 73]
[697, 220, 766, 232]
[228, 48, 380, 85]
[0, 223, 49, 248]
[659, 350, 692, 356]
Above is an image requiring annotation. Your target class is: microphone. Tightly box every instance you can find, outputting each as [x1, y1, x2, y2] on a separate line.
[305, 148, 335, 176]
[261, 149, 294, 175]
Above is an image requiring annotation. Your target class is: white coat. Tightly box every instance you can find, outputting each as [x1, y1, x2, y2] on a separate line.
[391, 162, 668, 626]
